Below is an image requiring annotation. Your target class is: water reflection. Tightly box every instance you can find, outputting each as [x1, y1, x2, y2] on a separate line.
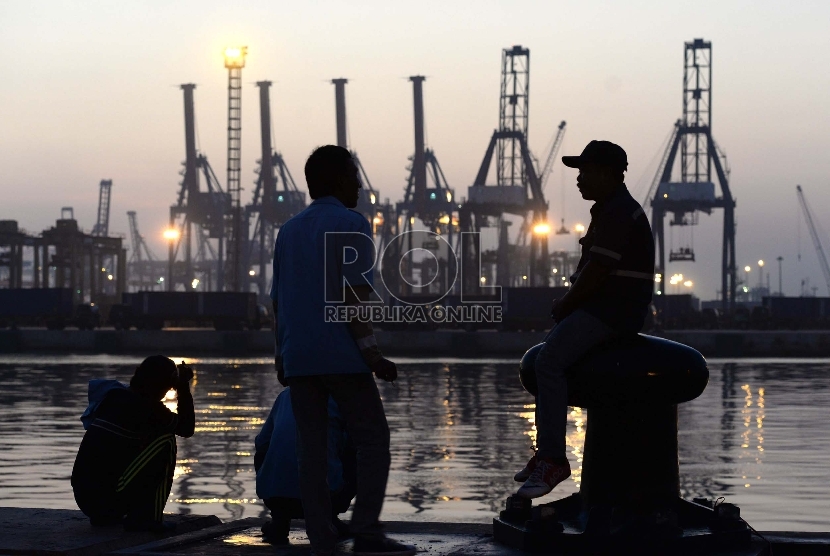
[0, 357, 828, 531]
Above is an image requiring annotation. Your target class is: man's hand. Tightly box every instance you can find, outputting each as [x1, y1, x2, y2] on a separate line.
[176, 363, 194, 389]
[370, 357, 397, 382]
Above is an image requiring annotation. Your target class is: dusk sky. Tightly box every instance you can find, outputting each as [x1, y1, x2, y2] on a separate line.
[2, 0, 829, 299]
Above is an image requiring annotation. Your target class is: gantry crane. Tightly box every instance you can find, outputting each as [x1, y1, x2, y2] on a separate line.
[245, 80, 307, 297]
[649, 38, 737, 314]
[796, 185, 830, 295]
[393, 76, 458, 297]
[462, 45, 550, 290]
[92, 180, 113, 237]
[168, 84, 230, 292]
[127, 211, 166, 290]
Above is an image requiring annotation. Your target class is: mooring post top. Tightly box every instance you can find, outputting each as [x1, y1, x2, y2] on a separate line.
[519, 334, 708, 407]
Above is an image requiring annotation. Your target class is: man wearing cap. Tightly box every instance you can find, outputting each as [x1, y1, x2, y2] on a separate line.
[515, 141, 654, 498]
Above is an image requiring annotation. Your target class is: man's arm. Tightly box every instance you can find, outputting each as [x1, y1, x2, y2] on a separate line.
[344, 285, 396, 381]
[173, 366, 195, 438]
[273, 299, 285, 386]
[552, 261, 612, 321]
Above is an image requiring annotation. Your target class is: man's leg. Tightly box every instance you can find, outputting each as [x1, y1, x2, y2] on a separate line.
[517, 310, 617, 499]
[289, 376, 338, 553]
[72, 480, 123, 526]
[323, 373, 390, 539]
[116, 433, 177, 528]
[535, 310, 618, 460]
[263, 496, 304, 543]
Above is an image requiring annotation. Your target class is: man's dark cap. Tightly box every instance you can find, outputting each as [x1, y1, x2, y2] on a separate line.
[131, 355, 177, 394]
[562, 140, 628, 171]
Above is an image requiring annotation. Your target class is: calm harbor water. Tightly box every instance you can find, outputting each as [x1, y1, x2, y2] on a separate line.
[0, 355, 828, 531]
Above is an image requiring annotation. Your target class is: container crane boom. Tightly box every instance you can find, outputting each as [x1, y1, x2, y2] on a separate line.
[538, 121, 567, 190]
[796, 185, 830, 295]
[92, 180, 113, 236]
[127, 211, 156, 263]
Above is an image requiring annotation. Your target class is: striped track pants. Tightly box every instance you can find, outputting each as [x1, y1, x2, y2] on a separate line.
[116, 433, 177, 522]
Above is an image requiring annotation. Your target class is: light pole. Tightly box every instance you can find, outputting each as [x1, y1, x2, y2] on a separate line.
[777, 256, 783, 296]
[757, 259, 765, 290]
[223, 46, 247, 292]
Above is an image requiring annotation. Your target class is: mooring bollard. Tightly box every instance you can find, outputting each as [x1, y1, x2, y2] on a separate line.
[498, 334, 757, 554]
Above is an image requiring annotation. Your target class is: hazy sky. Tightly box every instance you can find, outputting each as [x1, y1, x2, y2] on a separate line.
[2, 0, 829, 299]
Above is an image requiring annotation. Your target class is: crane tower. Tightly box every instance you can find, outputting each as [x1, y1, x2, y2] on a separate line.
[650, 38, 737, 313]
[245, 80, 306, 297]
[462, 46, 550, 291]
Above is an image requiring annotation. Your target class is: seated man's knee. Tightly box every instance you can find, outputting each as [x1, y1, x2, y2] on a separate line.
[534, 344, 565, 377]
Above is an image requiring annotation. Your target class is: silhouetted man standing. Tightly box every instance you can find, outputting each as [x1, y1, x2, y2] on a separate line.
[515, 141, 654, 499]
[271, 145, 416, 556]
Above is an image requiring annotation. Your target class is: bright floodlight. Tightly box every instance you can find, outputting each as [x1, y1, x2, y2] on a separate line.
[758, 259, 765, 267]
[574, 223, 586, 233]
[744, 265, 751, 273]
[224, 46, 248, 69]
[533, 223, 551, 235]
[683, 280, 693, 287]
[163, 228, 180, 241]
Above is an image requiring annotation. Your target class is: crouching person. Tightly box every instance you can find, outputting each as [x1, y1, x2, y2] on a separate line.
[255, 385, 356, 545]
[71, 355, 195, 531]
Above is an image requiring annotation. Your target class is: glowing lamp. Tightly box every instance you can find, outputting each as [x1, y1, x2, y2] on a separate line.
[223, 46, 248, 69]
[533, 223, 551, 235]
[163, 228, 180, 241]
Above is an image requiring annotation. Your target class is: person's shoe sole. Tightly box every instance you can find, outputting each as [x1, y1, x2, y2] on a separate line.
[515, 483, 554, 499]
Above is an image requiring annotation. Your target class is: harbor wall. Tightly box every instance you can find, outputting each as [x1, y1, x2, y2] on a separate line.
[1, 329, 830, 358]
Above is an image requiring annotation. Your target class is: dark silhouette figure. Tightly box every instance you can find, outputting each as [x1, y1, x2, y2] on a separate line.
[71, 356, 195, 531]
[271, 145, 415, 555]
[254, 387, 356, 544]
[515, 141, 654, 499]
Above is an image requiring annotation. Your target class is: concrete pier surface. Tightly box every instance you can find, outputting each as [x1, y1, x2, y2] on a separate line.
[0, 507, 220, 555]
[1, 328, 830, 357]
[2, 508, 827, 555]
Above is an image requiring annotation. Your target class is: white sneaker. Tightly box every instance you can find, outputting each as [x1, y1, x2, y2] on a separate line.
[516, 457, 571, 499]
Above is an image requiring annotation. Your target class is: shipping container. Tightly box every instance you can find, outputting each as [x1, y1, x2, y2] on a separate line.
[111, 291, 260, 330]
[0, 288, 74, 329]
